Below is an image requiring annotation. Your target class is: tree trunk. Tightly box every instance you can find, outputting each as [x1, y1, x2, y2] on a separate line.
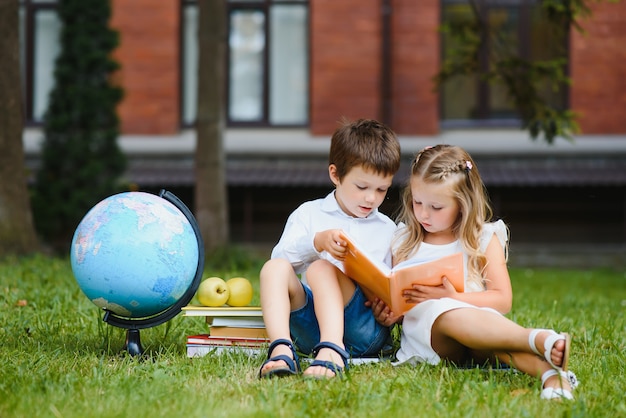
[0, 0, 40, 256]
[194, 0, 229, 254]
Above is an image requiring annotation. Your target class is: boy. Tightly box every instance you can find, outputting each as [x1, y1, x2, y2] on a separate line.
[259, 118, 401, 379]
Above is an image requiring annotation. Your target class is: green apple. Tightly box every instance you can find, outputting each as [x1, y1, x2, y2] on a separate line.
[226, 277, 253, 307]
[197, 277, 230, 307]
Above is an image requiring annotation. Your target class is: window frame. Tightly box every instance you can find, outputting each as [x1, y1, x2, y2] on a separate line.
[19, 0, 60, 127]
[181, 0, 310, 129]
[439, 0, 569, 129]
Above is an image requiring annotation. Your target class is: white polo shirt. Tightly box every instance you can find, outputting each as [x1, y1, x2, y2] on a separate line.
[271, 191, 396, 281]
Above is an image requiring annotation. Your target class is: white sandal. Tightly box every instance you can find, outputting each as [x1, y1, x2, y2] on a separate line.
[528, 329, 571, 371]
[540, 369, 579, 400]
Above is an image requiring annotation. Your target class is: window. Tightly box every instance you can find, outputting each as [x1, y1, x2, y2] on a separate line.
[19, 0, 62, 125]
[440, 0, 568, 126]
[21, 1, 309, 128]
[182, 0, 309, 127]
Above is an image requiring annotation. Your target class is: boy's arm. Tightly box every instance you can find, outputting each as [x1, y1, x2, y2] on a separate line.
[271, 210, 324, 274]
[367, 298, 402, 327]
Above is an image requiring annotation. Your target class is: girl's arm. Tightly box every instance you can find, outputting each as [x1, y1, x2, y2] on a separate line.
[403, 235, 513, 314]
[461, 234, 512, 313]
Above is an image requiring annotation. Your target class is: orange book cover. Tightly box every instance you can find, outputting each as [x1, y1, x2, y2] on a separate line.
[340, 233, 464, 315]
[209, 326, 268, 339]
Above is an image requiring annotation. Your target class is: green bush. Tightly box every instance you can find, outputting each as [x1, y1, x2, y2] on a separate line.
[32, 0, 126, 251]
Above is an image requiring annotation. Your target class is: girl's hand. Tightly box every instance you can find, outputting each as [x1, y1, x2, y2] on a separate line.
[314, 229, 348, 261]
[403, 277, 458, 303]
[366, 298, 402, 326]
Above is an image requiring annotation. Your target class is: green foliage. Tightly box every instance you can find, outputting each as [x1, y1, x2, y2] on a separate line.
[31, 0, 126, 250]
[204, 245, 268, 275]
[435, 0, 598, 143]
[542, 0, 592, 32]
[1, 254, 625, 417]
[492, 56, 578, 140]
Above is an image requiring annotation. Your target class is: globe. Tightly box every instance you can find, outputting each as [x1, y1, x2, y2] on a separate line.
[70, 190, 204, 355]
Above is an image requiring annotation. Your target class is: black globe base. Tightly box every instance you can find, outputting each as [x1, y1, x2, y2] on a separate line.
[123, 329, 144, 357]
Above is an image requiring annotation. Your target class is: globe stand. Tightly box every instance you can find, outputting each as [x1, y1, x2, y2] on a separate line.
[100, 190, 204, 358]
[123, 329, 144, 357]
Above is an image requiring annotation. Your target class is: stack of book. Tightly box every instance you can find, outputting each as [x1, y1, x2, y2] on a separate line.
[182, 306, 269, 357]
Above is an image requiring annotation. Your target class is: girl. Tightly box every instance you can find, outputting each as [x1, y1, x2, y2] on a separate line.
[379, 144, 578, 400]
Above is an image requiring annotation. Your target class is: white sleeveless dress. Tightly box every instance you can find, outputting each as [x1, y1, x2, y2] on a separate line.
[394, 220, 508, 365]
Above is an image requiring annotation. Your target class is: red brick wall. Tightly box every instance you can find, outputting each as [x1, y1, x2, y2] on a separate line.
[310, 1, 382, 135]
[570, 1, 626, 134]
[310, 0, 439, 136]
[105, 1, 626, 137]
[391, 0, 439, 135]
[111, 0, 180, 134]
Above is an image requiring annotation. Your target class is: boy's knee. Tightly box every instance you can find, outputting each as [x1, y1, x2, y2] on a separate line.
[260, 258, 292, 277]
[306, 259, 336, 280]
[260, 258, 299, 289]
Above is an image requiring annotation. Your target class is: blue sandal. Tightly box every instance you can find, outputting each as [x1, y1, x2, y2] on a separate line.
[259, 339, 300, 379]
[306, 341, 350, 379]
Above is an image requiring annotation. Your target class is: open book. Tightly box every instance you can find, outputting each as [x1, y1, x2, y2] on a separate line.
[340, 234, 464, 315]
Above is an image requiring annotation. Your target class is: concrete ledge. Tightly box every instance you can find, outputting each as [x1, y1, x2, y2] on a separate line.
[23, 128, 626, 158]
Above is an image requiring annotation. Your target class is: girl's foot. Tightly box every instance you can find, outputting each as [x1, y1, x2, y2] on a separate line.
[540, 369, 578, 400]
[529, 329, 570, 370]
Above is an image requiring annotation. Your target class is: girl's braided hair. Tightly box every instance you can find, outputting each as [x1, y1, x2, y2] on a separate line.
[394, 144, 506, 286]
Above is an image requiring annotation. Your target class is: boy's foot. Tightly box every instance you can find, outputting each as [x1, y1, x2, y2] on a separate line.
[260, 346, 292, 374]
[259, 339, 300, 378]
[303, 341, 349, 379]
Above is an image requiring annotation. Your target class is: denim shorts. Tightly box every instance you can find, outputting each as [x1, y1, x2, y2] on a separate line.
[289, 282, 392, 356]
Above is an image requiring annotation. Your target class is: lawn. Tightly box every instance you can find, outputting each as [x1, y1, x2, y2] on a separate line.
[0, 252, 624, 417]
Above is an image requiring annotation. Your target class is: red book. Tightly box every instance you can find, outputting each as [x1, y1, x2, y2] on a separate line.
[186, 334, 269, 348]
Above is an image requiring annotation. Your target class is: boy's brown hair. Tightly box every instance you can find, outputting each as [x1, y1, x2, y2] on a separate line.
[329, 118, 401, 180]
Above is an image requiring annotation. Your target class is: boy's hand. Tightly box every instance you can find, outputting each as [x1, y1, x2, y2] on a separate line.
[366, 298, 402, 326]
[314, 229, 348, 261]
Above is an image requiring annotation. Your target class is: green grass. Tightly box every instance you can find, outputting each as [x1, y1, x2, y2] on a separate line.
[1, 252, 625, 417]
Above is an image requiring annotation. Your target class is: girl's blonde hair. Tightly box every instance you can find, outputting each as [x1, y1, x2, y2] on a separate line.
[393, 144, 507, 285]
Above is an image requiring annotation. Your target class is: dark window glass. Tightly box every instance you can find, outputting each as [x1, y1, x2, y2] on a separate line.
[441, 0, 568, 126]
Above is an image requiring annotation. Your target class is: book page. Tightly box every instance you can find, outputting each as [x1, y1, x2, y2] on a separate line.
[340, 233, 465, 315]
[389, 252, 465, 314]
[181, 306, 263, 317]
[210, 316, 265, 327]
[391, 252, 464, 290]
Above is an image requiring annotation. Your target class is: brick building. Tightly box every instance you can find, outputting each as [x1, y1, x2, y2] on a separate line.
[21, 0, 626, 252]
[101, 0, 626, 136]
